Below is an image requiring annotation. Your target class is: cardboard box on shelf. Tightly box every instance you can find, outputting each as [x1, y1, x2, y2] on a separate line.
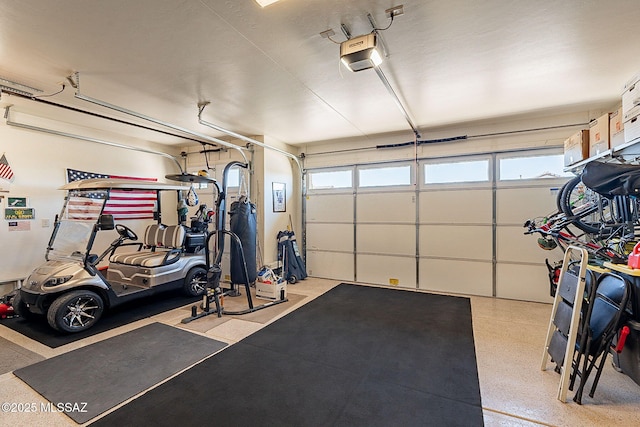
[622, 73, 640, 119]
[589, 113, 610, 157]
[624, 111, 640, 145]
[564, 129, 589, 166]
[610, 107, 625, 149]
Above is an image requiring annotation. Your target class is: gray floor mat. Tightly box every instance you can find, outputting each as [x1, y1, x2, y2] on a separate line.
[14, 322, 227, 424]
[0, 335, 45, 375]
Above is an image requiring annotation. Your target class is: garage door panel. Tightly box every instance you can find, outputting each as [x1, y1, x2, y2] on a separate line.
[306, 223, 353, 252]
[496, 225, 561, 264]
[357, 254, 415, 288]
[496, 186, 560, 224]
[420, 189, 492, 224]
[496, 263, 554, 303]
[420, 224, 492, 260]
[306, 194, 353, 222]
[306, 251, 354, 281]
[357, 192, 415, 223]
[419, 259, 492, 296]
[357, 224, 415, 256]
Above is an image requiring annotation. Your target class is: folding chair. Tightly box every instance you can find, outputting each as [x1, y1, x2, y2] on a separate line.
[571, 272, 631, 404]
[567, 268, 598, 391]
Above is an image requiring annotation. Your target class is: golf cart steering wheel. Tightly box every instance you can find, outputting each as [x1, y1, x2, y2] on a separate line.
[115, 224, 138, 241]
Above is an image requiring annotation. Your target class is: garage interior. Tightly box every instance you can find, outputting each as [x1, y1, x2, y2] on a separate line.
[1, 1, 640, 425]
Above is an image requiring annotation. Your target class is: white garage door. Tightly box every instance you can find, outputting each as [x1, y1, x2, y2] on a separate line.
[304, 149, 570, 302]
[305, 171, 355, 282]
[417, 157, 493, 296]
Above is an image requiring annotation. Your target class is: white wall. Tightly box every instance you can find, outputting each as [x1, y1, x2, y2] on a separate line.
[0, 109, 182, 285]
[259, 146, 297, 267]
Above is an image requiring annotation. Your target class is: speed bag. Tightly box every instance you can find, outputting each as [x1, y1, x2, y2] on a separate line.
[229, 198, 258, 284]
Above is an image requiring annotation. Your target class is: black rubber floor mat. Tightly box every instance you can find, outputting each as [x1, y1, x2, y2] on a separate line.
[91, 284, 483, 426]
[2, 289, 200, 348]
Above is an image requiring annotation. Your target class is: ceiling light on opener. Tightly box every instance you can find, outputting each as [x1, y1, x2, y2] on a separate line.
[340, 33, 382, 72]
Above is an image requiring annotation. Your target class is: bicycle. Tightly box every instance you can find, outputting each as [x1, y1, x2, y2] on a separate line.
[558, 173, 639, 238]
[524, 161, 640, 296]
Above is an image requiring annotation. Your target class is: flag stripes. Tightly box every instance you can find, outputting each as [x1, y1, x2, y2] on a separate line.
[66, 169, 158, 220]
[0, 154, 14, 181]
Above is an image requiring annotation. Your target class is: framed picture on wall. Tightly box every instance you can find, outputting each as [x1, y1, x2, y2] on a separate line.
[272, 182, 286, 213]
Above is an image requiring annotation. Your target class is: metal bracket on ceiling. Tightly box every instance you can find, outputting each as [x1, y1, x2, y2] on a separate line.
[72, 72, 249, 163]
[0, 84, 33, 98]
[0, 77, 42, 96]
[340, 23, 352, 40]
[197, 102, 304, 175]
[66, 72, 79, 89]
[367, 13, 389, 59]
[3, 105, 184, 172]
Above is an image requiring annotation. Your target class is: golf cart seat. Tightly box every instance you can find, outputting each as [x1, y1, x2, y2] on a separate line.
[110, 224, 186, 267]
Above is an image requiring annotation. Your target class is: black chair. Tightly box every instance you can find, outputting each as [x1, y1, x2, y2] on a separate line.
[571, 272, 631, 404]
[568, 269, 599, 389]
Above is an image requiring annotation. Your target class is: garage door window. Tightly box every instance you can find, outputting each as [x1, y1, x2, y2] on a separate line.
[359, 165, 411, 187]
[499, 154, 572, 180]
[424, 160, 489, 184]
[308, 170, 353, 190]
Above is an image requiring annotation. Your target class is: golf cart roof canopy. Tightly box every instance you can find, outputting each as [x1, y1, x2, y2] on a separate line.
[59, 178, 191, 191]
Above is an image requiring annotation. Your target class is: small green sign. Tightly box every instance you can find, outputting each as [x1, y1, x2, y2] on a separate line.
[7, 197, 27, 208]
[5, 207, 35, 220]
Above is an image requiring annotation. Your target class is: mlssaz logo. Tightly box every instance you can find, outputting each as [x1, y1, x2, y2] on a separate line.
[44, 402, 89, 413]
[348, 40, 364, 48]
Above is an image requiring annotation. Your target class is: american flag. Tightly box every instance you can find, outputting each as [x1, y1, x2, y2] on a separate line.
[0, 153, 14, 181]
[67, 169, 158, 220]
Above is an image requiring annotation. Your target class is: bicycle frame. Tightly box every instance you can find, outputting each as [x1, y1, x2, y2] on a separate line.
[524, 213, 625, 264]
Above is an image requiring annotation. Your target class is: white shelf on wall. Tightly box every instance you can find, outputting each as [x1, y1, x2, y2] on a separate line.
[564, 136, 640, 173]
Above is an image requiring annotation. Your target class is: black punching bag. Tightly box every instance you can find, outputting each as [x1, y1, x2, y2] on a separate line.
[229, 196, 258, 284]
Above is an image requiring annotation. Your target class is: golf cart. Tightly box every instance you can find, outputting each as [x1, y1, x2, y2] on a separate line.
[12, 178, 212, 333]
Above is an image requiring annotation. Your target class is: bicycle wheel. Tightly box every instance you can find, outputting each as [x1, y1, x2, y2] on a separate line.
[558, 175, 611, 234]
[556, 178, 576, 213]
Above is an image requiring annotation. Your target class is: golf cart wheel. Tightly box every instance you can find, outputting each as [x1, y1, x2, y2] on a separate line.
[47, 290, 104, 333]
[184, 267, 208, 297]
[11, 292, 36, 320]
[288, 275, 297, 284]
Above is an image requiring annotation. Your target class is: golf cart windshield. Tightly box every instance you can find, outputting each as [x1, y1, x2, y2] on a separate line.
[47, 189, 108, 262]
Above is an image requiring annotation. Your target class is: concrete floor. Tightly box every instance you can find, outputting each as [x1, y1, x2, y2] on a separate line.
[0, 277, 639, 426]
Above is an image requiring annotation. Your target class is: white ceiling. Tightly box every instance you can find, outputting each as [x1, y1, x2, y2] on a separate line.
[1, 0, 640, 148]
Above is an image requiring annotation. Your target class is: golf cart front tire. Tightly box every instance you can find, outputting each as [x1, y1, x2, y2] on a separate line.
[47, 290, 105, 333]
[183, 266, 208, 297]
